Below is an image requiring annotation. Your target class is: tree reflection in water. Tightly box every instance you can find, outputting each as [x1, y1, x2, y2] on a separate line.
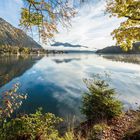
[0, 55, 43, 87]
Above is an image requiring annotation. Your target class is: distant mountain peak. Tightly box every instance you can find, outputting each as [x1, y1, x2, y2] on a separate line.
[0, 17, 41, 48]
[51, 41, 88, 48]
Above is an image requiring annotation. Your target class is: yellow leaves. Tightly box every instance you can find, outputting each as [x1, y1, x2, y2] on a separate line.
[0, 83, 27, 119]
[107, 0, 140, 19]
[39, 22, 58, 44]
[20, 8, 43, 27]
[50, 12, 56, 20]
[106, 0, 140, 50]
[1, 109, 64, 140]
[44, 3, 51, 11]
[112, 24, 140, 50]
[20, 0, 76, 44]
[60, 132, 75, 140]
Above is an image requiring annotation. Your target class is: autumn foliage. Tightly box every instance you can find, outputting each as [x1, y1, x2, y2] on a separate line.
[106, 0, 140, 51]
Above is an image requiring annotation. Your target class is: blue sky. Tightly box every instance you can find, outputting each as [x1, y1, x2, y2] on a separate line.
[0, 0, 23, 27]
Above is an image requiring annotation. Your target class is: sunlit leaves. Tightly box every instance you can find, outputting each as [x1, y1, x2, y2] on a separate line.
[112, 26, 140, 51]
[20, 0, 76, 44]
[106, 0, 140, 50]
[0, 83, 27, 119]
[0, 109, 63, 140]
[20, 8, 43, 27]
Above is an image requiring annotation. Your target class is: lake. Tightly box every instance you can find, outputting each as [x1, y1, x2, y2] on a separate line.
[0, 54, 140, 122]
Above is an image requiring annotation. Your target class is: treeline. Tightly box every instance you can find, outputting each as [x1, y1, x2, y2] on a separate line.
[0, 45, 65, 55]
[0, 45, 46, 55]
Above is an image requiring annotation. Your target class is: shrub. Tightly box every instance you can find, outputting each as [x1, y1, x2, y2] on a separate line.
[60, 131, 75, 140]
[0, 83, 27, 119]
[0, 108, 63, 140]
[88, 123, 109, 140]
[81, 78, 123, 121]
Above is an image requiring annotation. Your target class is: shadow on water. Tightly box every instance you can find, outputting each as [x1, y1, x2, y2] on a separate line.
[0, 55, 43, 87]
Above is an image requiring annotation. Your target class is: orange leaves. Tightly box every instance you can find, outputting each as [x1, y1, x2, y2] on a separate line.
[20, 0, 76, 44]
[0, 83, 27, 119]
[40, 22, 58, 44]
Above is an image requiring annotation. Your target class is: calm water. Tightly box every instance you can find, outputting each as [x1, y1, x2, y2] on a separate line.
[0, 54, 140, 121]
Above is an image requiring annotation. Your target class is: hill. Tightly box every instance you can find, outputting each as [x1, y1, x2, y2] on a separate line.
[96, 42, 140, 54]
[0, 17, 41, 49]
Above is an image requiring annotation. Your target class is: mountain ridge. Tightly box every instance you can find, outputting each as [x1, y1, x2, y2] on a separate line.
[51, 41, 88, 48]
[96, 42, 140, 54]
[0, 17, 41, 48]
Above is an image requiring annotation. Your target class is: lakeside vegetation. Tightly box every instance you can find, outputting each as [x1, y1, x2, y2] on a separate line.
[0, 45, 65, 55]
[0, 45, 45, 55]
[0, 77, 140, 140]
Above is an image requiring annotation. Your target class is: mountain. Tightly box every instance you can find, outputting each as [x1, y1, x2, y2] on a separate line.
[96, 42, 140, 54]
[51, 42, 88, 48]
[0, 17, 41, 48]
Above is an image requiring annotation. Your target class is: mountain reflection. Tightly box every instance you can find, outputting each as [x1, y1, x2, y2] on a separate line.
[53, 58, 81, 64]
[103, 55, 140, 65]
[0, 55, 43, 87]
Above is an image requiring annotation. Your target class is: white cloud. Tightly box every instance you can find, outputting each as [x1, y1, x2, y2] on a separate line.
[46, 0, 123, 50]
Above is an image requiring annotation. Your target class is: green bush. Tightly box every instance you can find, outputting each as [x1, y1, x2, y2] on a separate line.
[88, 123, 109, 140]
[0, 109, 63, 140]
[60, 131, 75, 140]
[81, 78, 123, 121]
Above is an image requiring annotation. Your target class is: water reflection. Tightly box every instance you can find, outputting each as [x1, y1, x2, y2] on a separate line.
[103, 54, 140, 64]
[0, 55, 43, 87]
[53, 58, 81, 64]
[0, 54, 140, 121]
